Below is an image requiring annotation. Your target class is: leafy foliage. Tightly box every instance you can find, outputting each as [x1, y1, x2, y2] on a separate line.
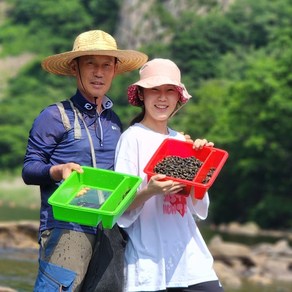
[0, 0, 291, 228]
[0, 0, 121, 56]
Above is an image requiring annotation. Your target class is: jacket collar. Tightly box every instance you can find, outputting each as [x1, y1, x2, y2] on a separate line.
[71, 90, 114, 115]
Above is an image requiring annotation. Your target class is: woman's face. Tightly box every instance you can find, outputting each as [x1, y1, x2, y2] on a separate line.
[71, 55, 117, 103]
[142, 84, 180, 122]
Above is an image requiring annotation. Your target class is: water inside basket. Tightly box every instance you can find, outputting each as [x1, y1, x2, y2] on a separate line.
[70, 187, 112, 209]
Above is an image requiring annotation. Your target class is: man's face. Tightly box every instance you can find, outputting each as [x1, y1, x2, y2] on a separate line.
[71, 55, 117, 103]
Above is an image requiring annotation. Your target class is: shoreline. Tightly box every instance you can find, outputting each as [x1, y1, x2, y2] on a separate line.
[0, 220, 292, 291]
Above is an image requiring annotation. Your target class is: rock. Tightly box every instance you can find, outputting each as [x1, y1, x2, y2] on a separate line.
[209, 235, 252, 258]
[218, 221, 260, 236]
[0, 220, 39, 249]
[247, 274, 273, 286]
[272, 239, 292, 255]
[252, 239, 292, 282]
[253, 239, 292, 256]
[207, 231, 292, 288]
[255, 252, 292, 282]
[213, 261, 242, 290]
[0, 287, 17, 292]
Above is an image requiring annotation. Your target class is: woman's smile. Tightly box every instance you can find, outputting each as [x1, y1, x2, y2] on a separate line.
[155, 104, 169, 110]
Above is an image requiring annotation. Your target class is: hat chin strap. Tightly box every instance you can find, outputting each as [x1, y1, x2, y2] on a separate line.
[76, 58, 98, 108]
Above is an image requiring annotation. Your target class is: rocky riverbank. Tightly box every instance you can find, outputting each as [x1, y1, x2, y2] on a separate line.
[210, 222, 292, 290]
[0, 220, 292, 291]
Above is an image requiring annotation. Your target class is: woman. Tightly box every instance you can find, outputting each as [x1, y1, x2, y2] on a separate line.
[114, 58, 223, 292]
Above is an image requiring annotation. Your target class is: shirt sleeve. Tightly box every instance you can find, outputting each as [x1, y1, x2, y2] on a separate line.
[114, 130, 145, 227]
[114, 131, 138, 176]
[22, 105, 65, 186]
[187, 192, 210, 220]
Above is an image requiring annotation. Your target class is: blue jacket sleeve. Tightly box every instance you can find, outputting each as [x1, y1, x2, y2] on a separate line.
[22, 104, 65, 186]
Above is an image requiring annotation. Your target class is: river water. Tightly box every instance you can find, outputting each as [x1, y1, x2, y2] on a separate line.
[0, 247, 37, 291]
[1, 241, 292, 292]
[0, 207, 292, 291]
[1, 249, 291, 292]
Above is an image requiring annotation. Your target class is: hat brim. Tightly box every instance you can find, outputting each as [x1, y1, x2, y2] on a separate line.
[133, 75, 181, 88]
[127, 83, 191, 118]
[128, 80, 191, 107]
[41, 50, 148, 75]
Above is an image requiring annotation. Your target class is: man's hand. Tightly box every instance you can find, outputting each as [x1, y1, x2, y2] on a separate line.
[50, 163, 83, 182]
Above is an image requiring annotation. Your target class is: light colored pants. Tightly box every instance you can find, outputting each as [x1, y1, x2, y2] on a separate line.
[35, 229, 95, 291]
[34, 226, 127, 292]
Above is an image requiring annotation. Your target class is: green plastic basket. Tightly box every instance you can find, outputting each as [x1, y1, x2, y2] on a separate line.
[48, 166, 142, 228]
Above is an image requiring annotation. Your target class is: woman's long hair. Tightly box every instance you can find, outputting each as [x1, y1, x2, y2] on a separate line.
[130, 107, 145, 126]
[130, 86, 145, 126]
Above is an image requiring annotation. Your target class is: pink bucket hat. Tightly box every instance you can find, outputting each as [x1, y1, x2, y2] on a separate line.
[128, 58, 192, 107]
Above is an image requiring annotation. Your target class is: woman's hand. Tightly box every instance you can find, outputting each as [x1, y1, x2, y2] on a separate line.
[126, 174, 185, 211]
[181, 132, 193, 143]
[192, 138, 214, 150]
[148, 174, 184, 196]
[181, 132, 214, 149]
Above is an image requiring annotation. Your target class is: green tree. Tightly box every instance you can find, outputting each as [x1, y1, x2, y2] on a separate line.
[1, 0, 292, 229]
[210, 50, 292, 228]
[0, 0, 121, 56]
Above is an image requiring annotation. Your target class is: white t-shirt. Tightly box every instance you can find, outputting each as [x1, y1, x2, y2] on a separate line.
[115, 123, 218, 292]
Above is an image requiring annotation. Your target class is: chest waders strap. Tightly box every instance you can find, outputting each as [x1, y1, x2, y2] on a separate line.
[55, 100, 96, 167]
[56, 100, 105, 203]
[55, 101, 81, 139]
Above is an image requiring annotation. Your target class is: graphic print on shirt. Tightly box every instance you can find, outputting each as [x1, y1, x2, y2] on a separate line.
[163, 194, 187, 216]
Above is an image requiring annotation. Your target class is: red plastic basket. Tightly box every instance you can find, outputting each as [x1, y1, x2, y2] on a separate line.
[144, 138, 229, 199]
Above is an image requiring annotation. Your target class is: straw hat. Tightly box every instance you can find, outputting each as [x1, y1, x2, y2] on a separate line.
[41, 30, 148, 75]
[128, 58, 192, 107]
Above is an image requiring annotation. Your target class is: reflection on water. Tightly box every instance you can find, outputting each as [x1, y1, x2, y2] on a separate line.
[1, 247, 292, 292]
[0, 207, 39, 222]
[227, 282, 292, 292]
[0, 207, 291, 291]
[0, 248, 38, 291]
[70, 187, 111, 208]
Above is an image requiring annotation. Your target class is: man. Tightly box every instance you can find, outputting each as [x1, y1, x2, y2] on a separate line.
[22, 29, 148, 291]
